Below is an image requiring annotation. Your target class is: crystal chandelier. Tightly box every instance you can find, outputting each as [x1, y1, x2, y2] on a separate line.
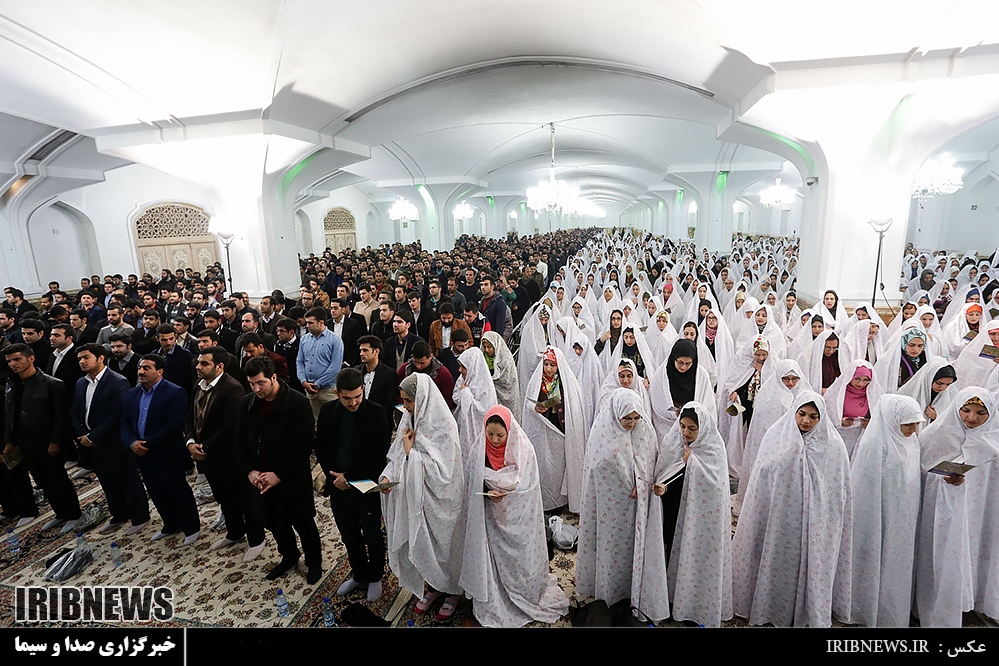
[525, 123, 606, 219]
[758, 178, 797, 208]
[912, 153, 964, 199]
[388, 197, 418, 221]
[452, 200, 473, 221]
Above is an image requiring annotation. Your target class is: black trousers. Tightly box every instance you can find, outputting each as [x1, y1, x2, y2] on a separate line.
[269, 513, 323, 571]
[329, 488, 385, 584]
[89, 445, 150, 526]
[135, 455, 201, 536]
[11, 447, 82, 521]
[203, 460, 264, 546]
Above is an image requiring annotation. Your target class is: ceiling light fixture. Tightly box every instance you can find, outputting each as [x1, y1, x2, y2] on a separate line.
[452, 200, 474, 221]
[912, 153, 964, 199]
[388, 197, 419, 221]
[758, 178, 798, 208]
[525, 123, 606, 219]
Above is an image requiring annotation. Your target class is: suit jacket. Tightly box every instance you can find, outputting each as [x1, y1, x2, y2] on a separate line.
[354, 360, 399, 434]
[121, 379, 189, 470]
[212, 326, 240, 355]
[331, 317, 365, 367]
[70, 369, 130, 448]
[410, 308, 433, 342]
[47, 345, 83, 407]
[131, 327, 160, 356]
[183, 373, 244, 469]
[428, 319, 472, 358]
[315, 399, 391, 495]
[234, 382, 315, 517]
[74, 326, 100, 346]
[156, 345, 194, 394]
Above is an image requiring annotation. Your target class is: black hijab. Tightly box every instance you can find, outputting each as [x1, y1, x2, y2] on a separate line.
[667, 338, 699, 408]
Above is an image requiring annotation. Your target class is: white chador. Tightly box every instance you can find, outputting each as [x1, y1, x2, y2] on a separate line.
[454, 347, 498, 483]
[576, 388, 670, 622]
[849, 394, 923, 628]
[521, 346, 588, 512]
[662, 402, 734, 627]
[459, 405, 569, 627]
[482, 331, 521, 418]
[915, 388, 999, 627]
[732, 391, 853, 627]
[381, 373, 465, 596]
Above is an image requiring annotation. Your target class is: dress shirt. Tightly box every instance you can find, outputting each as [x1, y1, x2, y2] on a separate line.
[331, 317, 344, 338]
[296, 327, 344, 389]
[84, 367, 107, 429]
[187, 371, 225, 445]
[51, 343, 75, 375]
[137, 378, 162, 440]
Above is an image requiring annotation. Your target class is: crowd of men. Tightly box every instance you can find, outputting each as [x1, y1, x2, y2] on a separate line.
[0, 229, 592, 593]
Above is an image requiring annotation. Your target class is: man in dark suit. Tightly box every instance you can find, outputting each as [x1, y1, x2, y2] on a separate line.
[185, 346, 265, 560]
[47, 323, 87, 471]
[235, 355, 322, 583]
[19, 319, 51, 372]
[273, 317, 302, 392]
[407, 291, 433, 341]
[69, 309, 100, 346]
[108, 332, 139, 387]
[2, 344, 82, 531]
[328, 298, 365, 367]
[120, 354, 200, 544]
[316, 367, 391, 602]
[130, 309, 162, 356]
[202, 310, 239, 355]
[355, 335, 398, 434]
[69, 344, 150, 534]
[238, 311, 276, 351]
[154, 324, 193, 394]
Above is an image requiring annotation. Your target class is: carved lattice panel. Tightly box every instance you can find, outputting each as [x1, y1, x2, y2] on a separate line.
[142, 247, 165, 276]
[323, 207, 355, 231]
[136, 204, 211, 239]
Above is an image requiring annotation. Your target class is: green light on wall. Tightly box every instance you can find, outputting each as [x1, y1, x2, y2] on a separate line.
[658, 200, 664, 213]
[715, 171, 728, 195]
[487, 196, 495, 209]
[674, 189, 684, 209]
[280, 151, 324, 197]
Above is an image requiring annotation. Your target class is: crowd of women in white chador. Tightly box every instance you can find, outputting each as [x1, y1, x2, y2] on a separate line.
[376, 230, 999, 628]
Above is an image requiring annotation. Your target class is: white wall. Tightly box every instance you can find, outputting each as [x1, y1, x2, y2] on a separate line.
[60, 163, 215, 277]
[297, 185, 380, 253]
[27, 205, 93, 288]
[906, 173, 999, 254]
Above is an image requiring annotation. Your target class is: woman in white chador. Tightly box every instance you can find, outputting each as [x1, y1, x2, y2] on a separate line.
[453, 347, 498, 482]
[521, 346, 588, 512]
[661, 402, 733, 627]
[898, 357, 957, 424]
[481, 331, 520, 418]
[576, 388, 670, 622]
[849, 394, 923, 628]
[648, 338, 714, 441]
[733, 359, 810, 516]
[517, 304, 557, 404]
[381, 373, 465, 619]
[459, 405, 569, 627]
[915, 388, 999, 627]
[823, 360, 885, 459]
[732, 392, 853, 627]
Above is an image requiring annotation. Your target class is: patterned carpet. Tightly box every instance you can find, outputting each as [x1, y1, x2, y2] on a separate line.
[1, 469, 989, 628]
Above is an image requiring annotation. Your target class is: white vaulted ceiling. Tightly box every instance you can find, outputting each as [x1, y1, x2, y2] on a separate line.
[0, 0, 997, 214]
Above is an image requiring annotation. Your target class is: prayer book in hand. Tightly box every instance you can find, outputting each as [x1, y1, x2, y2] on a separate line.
[928, 461, 976, 477]
[349, 479, 400, 494]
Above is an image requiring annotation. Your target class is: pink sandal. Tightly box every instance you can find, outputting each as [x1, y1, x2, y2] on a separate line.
[435, 595, 460, 621]
[415, 591, 443, 615]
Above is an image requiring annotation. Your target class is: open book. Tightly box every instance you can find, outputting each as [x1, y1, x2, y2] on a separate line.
[348, 479, 400, 494]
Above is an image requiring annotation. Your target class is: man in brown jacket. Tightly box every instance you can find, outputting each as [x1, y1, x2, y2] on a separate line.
[427, 302, 471, 358]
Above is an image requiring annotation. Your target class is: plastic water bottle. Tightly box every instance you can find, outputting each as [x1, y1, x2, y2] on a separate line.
[276, 589, 290, 618]
[322, 597, 337, 627]
[6, 529, 19, 555]
[76, 532, 87, 549]
[110, 542, 123, 568]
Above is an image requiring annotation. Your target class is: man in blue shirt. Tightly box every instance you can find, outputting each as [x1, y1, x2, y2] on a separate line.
[296, 307, 344, 421]
[121, 354, 201, 545]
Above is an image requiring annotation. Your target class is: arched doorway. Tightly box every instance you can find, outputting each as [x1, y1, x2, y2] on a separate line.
[134, 203, 218, 277]
[323, 207, 356, 253]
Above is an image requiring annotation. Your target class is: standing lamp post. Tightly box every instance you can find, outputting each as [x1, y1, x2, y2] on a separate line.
[868, 218, 893, 308]
[218, 232, 235, 295]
